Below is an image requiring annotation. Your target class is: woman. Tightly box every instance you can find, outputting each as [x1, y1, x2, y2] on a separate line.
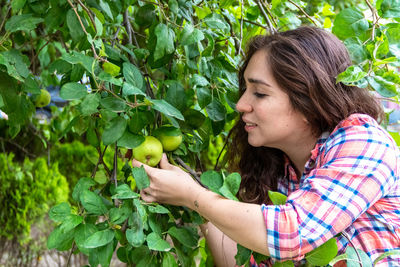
[132, 26, 400, 266]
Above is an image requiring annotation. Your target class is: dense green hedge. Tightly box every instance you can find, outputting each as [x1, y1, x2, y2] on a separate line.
[0, 153, 69, 244]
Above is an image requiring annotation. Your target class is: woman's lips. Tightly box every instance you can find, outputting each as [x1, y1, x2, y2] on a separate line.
[244, 122, 257, 131]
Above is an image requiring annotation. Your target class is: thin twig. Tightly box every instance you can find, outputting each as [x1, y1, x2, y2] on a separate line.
[175, 157, 206, 188]
[340, 232, 363, 266]
[66, 0, 98, 58]
[0, 137, 37, 158]
[123, 9, 133, 45]
[0, 5, 11, 34]
[242, 19, 269, 30]
[255, 0, 276, 33]
[214, 131, 232, 171]
[261, 1, 278, 28]
[287, 0, 318, 26]
[364, 0, 378, 41]
[66, 243, 75, 267]
[74, 0, 97, 33]
[238, 0, 244, 57]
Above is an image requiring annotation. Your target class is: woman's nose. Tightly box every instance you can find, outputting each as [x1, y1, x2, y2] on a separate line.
[236, 93, 252, 113]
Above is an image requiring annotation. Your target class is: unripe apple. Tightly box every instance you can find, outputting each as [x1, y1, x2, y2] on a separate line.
[132, 136, 163, 167]
[154, 126, 183, 151]
[35, 89, 51, 108]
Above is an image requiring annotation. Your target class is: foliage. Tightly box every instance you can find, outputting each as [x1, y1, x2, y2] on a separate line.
[0, 0, 399, 266]
[0, 153, 69, 244]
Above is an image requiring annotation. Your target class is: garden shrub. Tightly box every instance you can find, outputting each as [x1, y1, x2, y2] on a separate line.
[0, 153, 69, 244]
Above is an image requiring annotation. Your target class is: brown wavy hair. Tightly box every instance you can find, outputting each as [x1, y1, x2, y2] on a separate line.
[228, 26, 384, 205]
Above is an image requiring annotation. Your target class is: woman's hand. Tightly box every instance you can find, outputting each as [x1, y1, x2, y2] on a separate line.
[132, 153, 203, 207]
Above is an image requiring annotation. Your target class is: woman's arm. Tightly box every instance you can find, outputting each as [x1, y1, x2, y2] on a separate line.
[133, 155, 270, 256]
[201, 222, 238, 267]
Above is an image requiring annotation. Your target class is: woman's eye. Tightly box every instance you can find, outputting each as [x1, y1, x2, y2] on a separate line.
[254, 92, 266, 98]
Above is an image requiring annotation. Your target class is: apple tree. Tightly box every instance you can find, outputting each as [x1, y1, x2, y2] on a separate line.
[0, 0, 400, 266]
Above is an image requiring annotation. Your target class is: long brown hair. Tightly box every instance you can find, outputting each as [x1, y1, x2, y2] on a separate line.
[228, 26, 384, 204]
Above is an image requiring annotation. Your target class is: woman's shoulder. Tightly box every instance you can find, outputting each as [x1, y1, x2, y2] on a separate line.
[335, 113, 379, 129]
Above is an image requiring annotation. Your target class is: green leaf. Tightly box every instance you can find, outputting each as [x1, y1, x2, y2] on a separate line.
[219, 172, 241, 200]
[305, 238, 338, 266]
[100, 96, 127, 113]
[377, 0, 400, 18]
[150, 99, 185, 120]
[80, 93, 100, 116]
[80, 190, 108, 215]
[337, 66, 368, 85]
[74, 223, 98, 256]
[122, 82, 146, 97]
[346, 247, 373, 267]
[126, 213, 145, 247]
[72, 177, 96, 202]
[133, 199, 148, 231]
[66, 9, 85, 42]
[111, 184, 140, 199]
[109, 206, 131, 224]
[162, 253, 178, 267]
[59, 214, 83, 233]
[272, 260, 294, 266]
[204, 13, 228, 31]
[146, 232, 171, 252]
[206, 99, 226, 121]
[49, 202, 71, 222]
[168, 226, 199, 248]
[344, 38, 370, 63]
[196, 87, 212, 109]
[102, 116, 127, 145]
[95, 242, 114, 267]
[200, 170, 223, 193]
[367, 76, 397, 97]
[148, 204, 170, 214]
[99, 0, 113, 20]
[47, 225, 75, 251]
[268, 191, 287, 205]
[165, 80, 187, 111]
[1, 49, 30, 80]
[180, 24, 205, 46]
[123, 62, 144, 90]
[332, 8, 369, 40]
[83, 229, 115, 248]
[117, 130, 145, 148]
[235, 244, 252, 265]
[5, 14, 44, 33]
[60, 83, 88, 100]
[154, 23, 175, 61]
[61, 51, 96, 74]
[387, 26, 400, 58]
[190, 74, 209, 87]
[11, 0, 26, 12]
[132, 166, 150, 190]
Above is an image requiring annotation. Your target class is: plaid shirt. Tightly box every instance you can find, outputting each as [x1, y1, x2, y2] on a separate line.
[251, 113, 400, 266]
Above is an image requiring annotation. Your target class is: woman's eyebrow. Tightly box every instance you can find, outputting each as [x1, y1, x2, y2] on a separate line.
[246, 77, 271, 87]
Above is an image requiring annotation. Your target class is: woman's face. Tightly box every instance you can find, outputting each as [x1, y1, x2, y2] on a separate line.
[236, 50, 313, 151]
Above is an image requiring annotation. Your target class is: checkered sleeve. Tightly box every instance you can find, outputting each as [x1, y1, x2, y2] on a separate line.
[261, 114, 399, 261]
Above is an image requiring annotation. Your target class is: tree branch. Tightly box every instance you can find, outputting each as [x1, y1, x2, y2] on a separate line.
[255, 0, 276, 33]
[74, 0, 97, 33]
[175, 157, 207, 188]
[66, 0, 98, 58]
[287, 0, 318, 26]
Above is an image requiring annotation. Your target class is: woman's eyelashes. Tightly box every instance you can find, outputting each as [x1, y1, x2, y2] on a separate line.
[254, 92, 267, 98]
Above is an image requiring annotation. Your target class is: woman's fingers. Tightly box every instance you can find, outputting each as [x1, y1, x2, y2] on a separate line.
[140, 189, 155, 203]
[159, 153, 177, 170]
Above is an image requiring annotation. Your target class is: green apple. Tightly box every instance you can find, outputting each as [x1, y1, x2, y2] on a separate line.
[132, 136, 163, 167]
[154, 126, 183, 152]
[35, 89, 51, 108]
